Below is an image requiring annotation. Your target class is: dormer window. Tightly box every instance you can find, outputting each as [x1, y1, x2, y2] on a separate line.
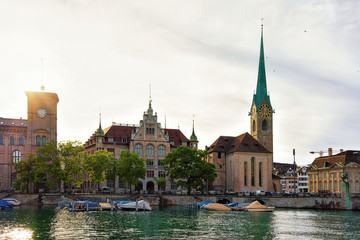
[108, 138, 114, 143]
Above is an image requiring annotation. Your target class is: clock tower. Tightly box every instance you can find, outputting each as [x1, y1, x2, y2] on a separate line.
[26, 91, 59, 153]
[250, 24, 274, 152]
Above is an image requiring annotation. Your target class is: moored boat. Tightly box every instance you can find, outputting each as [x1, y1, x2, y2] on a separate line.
[0, 199, 13, 210]
[117, 200, 152, 211]
[244, 201, 275, 212]
[204, 203, 231, 211]
[3, 198, 21, 206]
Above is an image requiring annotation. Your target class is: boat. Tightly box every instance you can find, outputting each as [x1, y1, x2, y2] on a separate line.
[117, 200, 152, 211]
[204, 203, 231, 211]
[3, 198, 21, 206]
[196, 201, 214, 209]
[99, 202, 113, 211]
[243, 201, 275, 212]
[0, 199, 13, 210]
[70, 200, 99, 211]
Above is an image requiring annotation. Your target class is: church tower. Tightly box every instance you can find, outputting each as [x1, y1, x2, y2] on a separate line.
[250, 24, 274, 152]
[189, 119, 198, 149]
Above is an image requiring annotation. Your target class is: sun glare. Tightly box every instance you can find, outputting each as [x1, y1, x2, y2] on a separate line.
[0, 227, 33, 240]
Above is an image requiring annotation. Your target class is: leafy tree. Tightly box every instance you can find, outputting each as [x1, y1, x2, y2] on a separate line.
[116, 149, 146, 193]
[58, 141, 86, 191]
[161, 146, 217, 195]
[14, 154, 37, 192]
[84, 150, 113, 191]
[154, 177, 167, 191]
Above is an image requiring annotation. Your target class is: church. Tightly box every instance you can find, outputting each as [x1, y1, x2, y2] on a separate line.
[0, 90, 59, 190]
[207, 25, 274, 193]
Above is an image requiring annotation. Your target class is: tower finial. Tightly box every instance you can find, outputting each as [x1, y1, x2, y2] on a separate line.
[40, 58, 45, 92]
[261, 17, 264, 29]
[190, 114, 198, 142]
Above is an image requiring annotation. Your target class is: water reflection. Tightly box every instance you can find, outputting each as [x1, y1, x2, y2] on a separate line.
[1, 206, 360, 239]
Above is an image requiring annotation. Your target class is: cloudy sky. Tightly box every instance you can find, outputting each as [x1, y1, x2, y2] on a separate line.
[0, 0, 359, 165]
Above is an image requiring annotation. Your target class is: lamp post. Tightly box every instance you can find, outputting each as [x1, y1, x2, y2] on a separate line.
[293, 149, 296, 194]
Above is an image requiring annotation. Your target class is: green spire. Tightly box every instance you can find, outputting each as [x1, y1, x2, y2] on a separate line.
[96, 113, 104, 136]
[190, 119, 198, 141]
[253, 24, 272, 110]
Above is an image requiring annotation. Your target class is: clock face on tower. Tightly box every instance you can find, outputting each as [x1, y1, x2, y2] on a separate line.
[37, 108, 47, 118]
[259, 104, 271, 118]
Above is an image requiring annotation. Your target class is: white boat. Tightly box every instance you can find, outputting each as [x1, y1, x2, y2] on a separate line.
[118, 200, 152, 211]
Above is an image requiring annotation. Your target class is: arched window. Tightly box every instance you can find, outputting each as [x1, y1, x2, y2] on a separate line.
[262, 120, 267, 131]
[19, 137, 24, 145]
[244, 162, 248, 186]
[158, 145, 165, 156]
[0, 135, 3, 144]
[134, 144, 143, 156]
[10, 136, 14, 145]
[42, 136, 46, 146]
[252, 120, 256, 132]
[36, 136, 41, 146]
[251, 157, 255, 186]
[259, 162, 263, 186]
[146, 144, 154, 156]
[13, 150, 21, 163]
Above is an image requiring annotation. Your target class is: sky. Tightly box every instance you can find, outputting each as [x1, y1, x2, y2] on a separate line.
[0, 0, 359, 165]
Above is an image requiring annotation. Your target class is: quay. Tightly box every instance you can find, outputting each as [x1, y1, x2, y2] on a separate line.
[1, 193, 360, 211]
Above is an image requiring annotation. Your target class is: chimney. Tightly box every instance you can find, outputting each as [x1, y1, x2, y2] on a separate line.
[340, 149, 344, 153]
[328, 148, 333, 156]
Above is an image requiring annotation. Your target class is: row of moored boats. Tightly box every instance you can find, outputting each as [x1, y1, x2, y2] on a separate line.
[67, 200, 152, 212]
[198, 200, 275, 212]
[0, 198, 21, 210]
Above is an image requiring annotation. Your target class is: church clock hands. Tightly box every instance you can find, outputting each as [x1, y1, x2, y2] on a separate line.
[259, 104, 271, 118]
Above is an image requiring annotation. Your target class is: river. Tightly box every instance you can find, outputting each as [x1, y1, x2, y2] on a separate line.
[1, 206, 360, 239]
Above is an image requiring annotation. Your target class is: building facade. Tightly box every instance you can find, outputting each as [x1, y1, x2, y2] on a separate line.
[207, 25, 274, 193]
[308, 150, 360, 195]
[84, 100, 197, 193]
[0, 91, 59, 190]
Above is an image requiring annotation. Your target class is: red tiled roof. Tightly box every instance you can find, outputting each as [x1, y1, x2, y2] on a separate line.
[104, 125, 136, 143]
[311, 150, 360, 168]
[164, 128, 189, 147]
[208, 132, 271, 154]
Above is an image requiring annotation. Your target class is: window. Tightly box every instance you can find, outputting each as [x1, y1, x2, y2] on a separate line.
[42, 136, 46, 146]
[10, 136, 14, 145]
[182, 141, 187, 146]
[146, 128, 155, 134]
[13, 150, 21, 163]
[251, 157, 255, 186]
[107, 148, 114, 153]
[36, 136, 41, 146]
[158, 171, 166, 178]
[319, 173, 321, 179]
[218, 152, 221, 158]
[135, 144, 143, 156]
[147, 170, 154, 178]
[244, 162, 248, 186]
[146, 144, 154, 156]
[259, 162, 263, 186]
[334, 181, 337, 191]
[0, 135, 3, 144]
[147, 160, 154, 166]
[19, 137, 24, 145]
[262, 120, 267, 131]
[158, 145, 165, 156]
[108, 138, 114, 143]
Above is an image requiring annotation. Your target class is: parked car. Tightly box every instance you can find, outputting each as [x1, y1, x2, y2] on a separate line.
[101, 187, 112, 193]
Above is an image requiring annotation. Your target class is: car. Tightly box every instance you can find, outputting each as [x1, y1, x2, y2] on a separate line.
[101, 187, 112, 193]
[209, 190, 216, 195]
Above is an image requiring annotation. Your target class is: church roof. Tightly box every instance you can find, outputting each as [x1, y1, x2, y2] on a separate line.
[208, 132, 271, 154]
[310, 151, 360, 169]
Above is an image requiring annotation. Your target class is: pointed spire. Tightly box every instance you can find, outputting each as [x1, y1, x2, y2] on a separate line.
[96, 113, 104, 136]
[190, 115, 198, 141]
[253, 23, 272, 110]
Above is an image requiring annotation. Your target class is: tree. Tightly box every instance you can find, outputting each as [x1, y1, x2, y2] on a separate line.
[14, 154, 37, 192]
[58, 141, 86, 192]
[154, 177, 167, 191]
[161, 146, 217, 195]
[83, 150, 113, 191]
[116, 149, 146, 193]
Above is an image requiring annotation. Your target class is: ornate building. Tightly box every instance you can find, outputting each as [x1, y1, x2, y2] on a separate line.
[84, 100, 197, 193]
[0, 91, 59, 190]
[308, 150, 360, 194]
[207, 25, 274, 193]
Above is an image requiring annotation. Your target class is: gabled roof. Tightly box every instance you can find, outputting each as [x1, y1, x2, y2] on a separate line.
[208, 132, 271, 154]
[310, 150, 360, 169]
[165, 128, 189, 147]
[104, 125, 136, 143]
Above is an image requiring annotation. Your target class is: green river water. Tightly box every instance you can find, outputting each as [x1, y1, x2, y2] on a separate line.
[1, 206, 360, 239]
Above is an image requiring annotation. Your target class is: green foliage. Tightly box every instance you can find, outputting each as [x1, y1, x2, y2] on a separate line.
[154, 177, 166, 190]
[84, 150, 113, 190]
[161, 146, 217, 194]
[116, 149, 146, 193]
[14, 154, 37, 192]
